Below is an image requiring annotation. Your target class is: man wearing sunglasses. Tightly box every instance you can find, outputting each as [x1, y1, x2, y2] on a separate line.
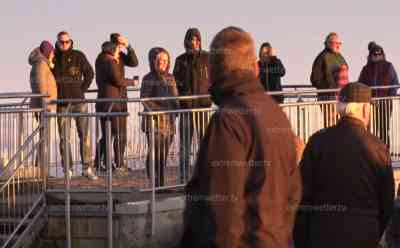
[53, 31, 97, 180]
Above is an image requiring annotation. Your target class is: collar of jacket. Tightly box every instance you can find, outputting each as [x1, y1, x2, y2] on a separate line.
[210, 70, 265, 105]
[338, 116, 367, 130]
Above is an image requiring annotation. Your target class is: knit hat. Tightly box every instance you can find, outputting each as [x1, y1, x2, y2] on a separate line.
[39, 40, 54, 58]
[368, 41, 384, 55]
[339, 82, 371, 103]
[101, 41, 117, 55]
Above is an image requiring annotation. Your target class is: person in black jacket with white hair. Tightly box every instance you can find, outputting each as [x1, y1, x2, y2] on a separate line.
[294, 82, 394, 248]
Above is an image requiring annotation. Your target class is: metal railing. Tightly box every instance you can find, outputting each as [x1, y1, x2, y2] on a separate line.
[0, 93, 47, 248]
[0, 86, 398, 246]
[43, 110, 128, 248]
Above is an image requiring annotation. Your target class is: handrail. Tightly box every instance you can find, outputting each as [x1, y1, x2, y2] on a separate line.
[47, 85, 400, 105]
[0, 92, 47, 99]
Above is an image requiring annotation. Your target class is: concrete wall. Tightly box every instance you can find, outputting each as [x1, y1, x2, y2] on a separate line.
[38, 196, 185, 248]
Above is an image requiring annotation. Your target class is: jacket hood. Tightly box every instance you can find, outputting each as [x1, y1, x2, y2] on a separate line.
[28, 47, 47, 66]
[210, 70, 265, 106]
[55, 39, 74, 54]
[184, 28, 202, 52]
[148, 47, 171, 74]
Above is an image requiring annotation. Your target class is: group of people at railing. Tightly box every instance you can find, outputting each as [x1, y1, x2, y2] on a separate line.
[27, 25, 400, 247]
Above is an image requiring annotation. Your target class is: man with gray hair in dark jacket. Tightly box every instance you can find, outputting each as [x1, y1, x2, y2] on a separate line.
[294, 82, 394, 248]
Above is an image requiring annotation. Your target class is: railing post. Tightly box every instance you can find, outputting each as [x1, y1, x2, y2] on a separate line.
[105, 117, 113, 248]
[64, 119, 72, 248]
[41, 107, 49, 193]
[150, 115, 156, 237]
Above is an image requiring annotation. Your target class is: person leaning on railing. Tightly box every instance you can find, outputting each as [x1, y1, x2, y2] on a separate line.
[140, 47, 179, 187]
[358, 41, 399, 148]
[94, 41, 138, 173]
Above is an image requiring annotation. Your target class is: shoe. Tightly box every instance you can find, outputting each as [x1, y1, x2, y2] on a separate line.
[64, 169, 73, 179]
[83, 167, 99, 180]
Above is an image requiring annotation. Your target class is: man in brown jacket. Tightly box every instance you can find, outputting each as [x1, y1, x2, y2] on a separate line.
[180, 26, 302, 248]
[94, 41, 137, 172]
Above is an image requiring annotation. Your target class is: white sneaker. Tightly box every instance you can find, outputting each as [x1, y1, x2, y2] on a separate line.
[64, 169, 73, 179]
[84, 167, 99, 180]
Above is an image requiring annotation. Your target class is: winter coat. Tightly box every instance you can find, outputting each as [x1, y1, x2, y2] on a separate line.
[140, 47, 179, 136]
[311, 48, 347, 89]
[95, 52, 136, 112]
[28, 48, 57, 112]
[359, 60, 399, 97]
[181, 70, 302, 248]
[258, 56, 286, 103]
[173, 28, 212, 109]
[53, 40, 94, 102]
[294, 116, 394, 248]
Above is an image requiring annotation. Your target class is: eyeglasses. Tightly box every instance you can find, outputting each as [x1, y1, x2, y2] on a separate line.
[58, 40, 70, 45]
[330, 41, 342, 46]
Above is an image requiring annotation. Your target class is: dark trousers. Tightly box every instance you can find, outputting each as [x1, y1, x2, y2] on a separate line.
[146, 133, 173, 187]
[95, 115, 127, 169]
[57, 104, 91, 171]
[372, 100, 393, 148]
[179, 112, 210, 182]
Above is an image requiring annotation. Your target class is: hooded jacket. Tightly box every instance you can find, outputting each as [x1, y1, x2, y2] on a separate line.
[53, 40, 94, 102]
[311, 48, 347, 89]
[95, 51, 136, 112]
[173, 28, 211, 109]
[358, 46, 399, 97]
[181, 70, 301, 248]
[29, 48, 57, 111]
[140, 47, 179, 136]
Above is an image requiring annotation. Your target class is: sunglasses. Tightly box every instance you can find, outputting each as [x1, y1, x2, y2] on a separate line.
[58, 40, 71, 45]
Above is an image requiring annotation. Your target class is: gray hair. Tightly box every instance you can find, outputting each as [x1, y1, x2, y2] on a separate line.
[337, 101, 370, 120]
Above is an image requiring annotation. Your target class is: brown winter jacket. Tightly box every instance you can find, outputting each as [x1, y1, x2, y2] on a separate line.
[95, 52, 136, 112]
[29, 48, 57, 112]
[181, 70, 302, 248]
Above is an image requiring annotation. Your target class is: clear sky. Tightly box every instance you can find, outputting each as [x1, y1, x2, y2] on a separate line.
[1, 0, 400, 91]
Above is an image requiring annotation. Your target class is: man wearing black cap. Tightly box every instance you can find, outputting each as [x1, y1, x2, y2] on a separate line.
[173, 28, 211, 183]
[359, 41, 399, 147]
[294, 82, 394, 248]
